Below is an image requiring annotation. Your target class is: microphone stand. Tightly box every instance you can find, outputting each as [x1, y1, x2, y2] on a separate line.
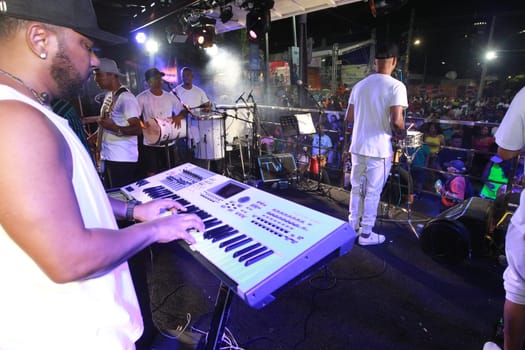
[212, 108, 242, 179]
[213, 103, 256, 182]
[246, 91, 260, 179]
[170, 85, 194, 162]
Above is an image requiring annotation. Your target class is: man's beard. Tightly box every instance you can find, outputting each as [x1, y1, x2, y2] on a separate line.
[50, 45, 87, 99]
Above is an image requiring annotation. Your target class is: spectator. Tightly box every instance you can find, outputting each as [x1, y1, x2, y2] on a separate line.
[424, 122, 445, 169]
[438, 133, 469, 170]
[435, 159, 470, 211]
[312, 125, 333, 157]
[480, 155, 511, 200]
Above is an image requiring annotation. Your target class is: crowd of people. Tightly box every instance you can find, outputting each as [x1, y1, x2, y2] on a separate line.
[263, 79, 523, 205]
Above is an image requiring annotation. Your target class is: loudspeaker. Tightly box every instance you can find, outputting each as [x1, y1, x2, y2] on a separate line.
[257, 153, 297, 183]
[420, 197, 494, 264]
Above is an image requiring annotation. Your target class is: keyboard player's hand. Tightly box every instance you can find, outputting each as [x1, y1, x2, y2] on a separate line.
[133, 198, 188, 222]
[154, 213, 204, 245]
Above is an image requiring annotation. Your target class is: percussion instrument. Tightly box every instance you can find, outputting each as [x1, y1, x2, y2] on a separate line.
[193, 114, 225, 160]
[143, 117, 187, 146]
[308, 155, 327, 175]
[404, 130, 423, 148]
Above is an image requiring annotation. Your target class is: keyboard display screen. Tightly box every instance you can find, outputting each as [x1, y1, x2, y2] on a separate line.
[214, 181, 247, 199]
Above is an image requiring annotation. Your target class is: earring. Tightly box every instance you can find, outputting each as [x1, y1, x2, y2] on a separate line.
[39, 53, 47, 59]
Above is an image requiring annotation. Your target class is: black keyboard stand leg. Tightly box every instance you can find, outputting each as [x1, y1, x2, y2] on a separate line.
[204, 282, 234, 350]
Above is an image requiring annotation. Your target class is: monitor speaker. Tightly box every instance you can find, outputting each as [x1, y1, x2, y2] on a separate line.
[258, 153, 297, 183]
[420, 197, 494, 264]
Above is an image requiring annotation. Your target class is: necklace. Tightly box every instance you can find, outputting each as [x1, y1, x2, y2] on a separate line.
[0, 68, 49, 105]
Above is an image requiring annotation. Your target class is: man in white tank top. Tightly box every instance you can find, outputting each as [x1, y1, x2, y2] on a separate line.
[0, 1, 204, 349]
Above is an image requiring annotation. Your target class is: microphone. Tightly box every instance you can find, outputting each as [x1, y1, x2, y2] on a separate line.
[235, 92, 245, 104]
[296, 79, 304, 86]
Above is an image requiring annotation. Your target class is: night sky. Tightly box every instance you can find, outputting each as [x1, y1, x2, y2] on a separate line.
[268, 0, 525, 80]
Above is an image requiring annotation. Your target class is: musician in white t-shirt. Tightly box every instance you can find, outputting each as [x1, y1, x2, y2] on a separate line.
[172, 67, 226, 173]
[94, 58, 142, 189]
[345, 41, 407, 246]
[137, 68, 186, 176]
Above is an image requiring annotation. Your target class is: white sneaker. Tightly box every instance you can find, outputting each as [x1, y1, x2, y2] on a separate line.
[358, 231, 386, 246]
[482, 341, 502, 350]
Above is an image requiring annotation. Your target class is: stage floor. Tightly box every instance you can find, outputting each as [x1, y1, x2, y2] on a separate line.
[137, 178, 506, 350]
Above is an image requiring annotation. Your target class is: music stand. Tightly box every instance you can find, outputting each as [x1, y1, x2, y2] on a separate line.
[280, 114, 316, 180]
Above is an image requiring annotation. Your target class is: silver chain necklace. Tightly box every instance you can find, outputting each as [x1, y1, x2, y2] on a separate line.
[0, 68, 49, 105]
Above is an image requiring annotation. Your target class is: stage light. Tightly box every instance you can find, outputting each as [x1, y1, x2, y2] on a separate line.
[368, 0, 408, 17]
[246, 9, 269, 42]
[193, 23, 216, 48]
[220, 5, 233, 23]
[485, 50, 497, 61]
[146, 39, 159, 53]
[135, 32, 147, 44]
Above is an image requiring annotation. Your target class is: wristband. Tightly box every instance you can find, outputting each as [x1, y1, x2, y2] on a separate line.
[126, 200, 139, 222]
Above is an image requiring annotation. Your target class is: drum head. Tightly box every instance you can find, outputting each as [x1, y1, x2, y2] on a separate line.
[420, 219, 470, 264]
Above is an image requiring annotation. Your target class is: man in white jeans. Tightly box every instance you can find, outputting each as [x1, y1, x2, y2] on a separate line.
[345, 42, 407, 246]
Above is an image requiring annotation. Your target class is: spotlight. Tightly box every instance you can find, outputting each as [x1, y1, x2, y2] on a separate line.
[135, 32, 147, 44]
[220, 5, 233, 23]
[246, 8, 270, 42]
[145, 39, 159, 53]
[193, 23, 216, 48]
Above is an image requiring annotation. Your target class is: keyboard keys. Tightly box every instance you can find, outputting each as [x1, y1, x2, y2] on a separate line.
[232, 243, 261, 258]
[245, 250, 274, 266]
[204, 218, 222, 229]
[224, 238, 253, 252]
[219, 234, 247, 248]
[238, 246, 267, 262]
[204, 225, 231, 239]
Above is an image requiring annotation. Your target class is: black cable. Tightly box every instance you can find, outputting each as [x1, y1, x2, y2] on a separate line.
[291, 289, 319, 350]
[291, 259, 387, 350]
[150, 284, 187, 313]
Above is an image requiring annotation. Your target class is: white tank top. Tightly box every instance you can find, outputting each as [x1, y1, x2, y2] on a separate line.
[0, 85, 143, 349]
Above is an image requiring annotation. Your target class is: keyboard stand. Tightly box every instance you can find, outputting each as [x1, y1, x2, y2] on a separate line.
[204, 282, 234, 350]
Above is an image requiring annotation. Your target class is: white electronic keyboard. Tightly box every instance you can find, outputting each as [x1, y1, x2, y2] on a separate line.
[121, 163, 355, 309]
